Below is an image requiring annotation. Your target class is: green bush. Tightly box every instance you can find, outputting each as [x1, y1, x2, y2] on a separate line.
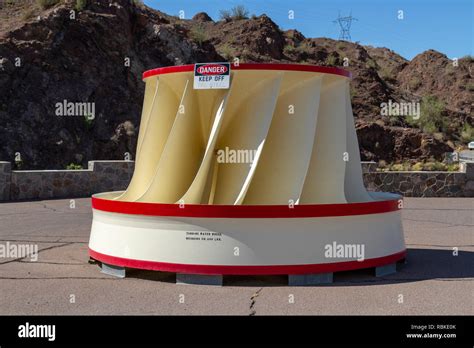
[381, 161, 459, 172]
[230, 5, 249, 19]
[461, 122, 474, 143]
[326, 55, 338, 66]
[408, 76, 422, 90]
[83, 114, 94, 129]
[37, 0, 60, 10]
[411, 162, 424, 171]
[407, 95, 448, 134]
[22, 8, 36, 20]
[75, 0, 87, 11]
[365, 58, 377, 69]
[218, 44, 235, 60]
[219, 5, 249, 20]
[283, 45, 296, 54]
[66, 163, 83, 170]
[295, 42, 312, 54]
[190, 24, 208, 46]
[219, 9, 232, 21]
[461, 55, 474, 63]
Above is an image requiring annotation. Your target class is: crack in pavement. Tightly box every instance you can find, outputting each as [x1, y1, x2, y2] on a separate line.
[249, 288, 263, 316]
[18, 261, 84, 265]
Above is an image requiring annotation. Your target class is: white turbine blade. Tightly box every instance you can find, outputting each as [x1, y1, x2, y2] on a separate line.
[244, 74, 323, 205]
[137, 79, 204, 203]
[344, 81, 373, 202]
[212, 73, 283, 205]
[117, 75, 184, 201]
[178, 91, 230, 204]
[300, 77, 348, 204]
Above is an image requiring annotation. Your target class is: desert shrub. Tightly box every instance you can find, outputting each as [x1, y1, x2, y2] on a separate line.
[423, 161, 445, 171]
[446, 163, 460, 172]
[408, 76, 422, 90]
[283, 44, 296, 54]
[37, 0, 60, 10]
[461, 55, 474, 63]
[219, 10, 232, 21]
[379, 67, 393, 80]
[407, 95, 448, 134]
[326, 55, 337, 66]
[219, 5, 249, 20]
[83, 114, 94, 129]
[190, 24, 208, 45]
[218, 44, 235, 60]
[411, 162, 424, 171]
[336, 42, 345, 51]
[230, 5, 249, 19]
[66, 163, 83, 170]
[461, 122, 474, 143]
[295, 42, 312, 54]
[466, 83, 474, 92]
[22, 8, 36, 20]
[365, 58, 377, 69]
[381, 161, 459, 172]
[75, 0, 87, 11]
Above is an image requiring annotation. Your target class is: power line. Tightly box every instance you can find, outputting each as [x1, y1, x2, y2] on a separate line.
[333, 11, 358, 41]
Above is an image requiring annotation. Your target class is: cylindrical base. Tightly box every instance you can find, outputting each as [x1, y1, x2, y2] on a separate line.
[88, 192, 406, 276]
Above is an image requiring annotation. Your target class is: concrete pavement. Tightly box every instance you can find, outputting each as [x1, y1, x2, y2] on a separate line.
[0, 197, 472, 315]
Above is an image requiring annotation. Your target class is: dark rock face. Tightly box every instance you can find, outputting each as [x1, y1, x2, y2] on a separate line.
[0, 0, 472, 169]
[0, 0, 221, 169]
[192, 12, 213, 22]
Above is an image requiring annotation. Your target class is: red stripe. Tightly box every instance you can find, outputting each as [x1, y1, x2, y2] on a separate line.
[92, 196, 401, 218]
[89, 248, 406, 275]
[142, 63, 351, 80]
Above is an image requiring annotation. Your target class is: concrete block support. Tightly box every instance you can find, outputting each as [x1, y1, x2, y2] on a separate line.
[375, 263, 397, 277]
[101, 263, 126, 278]
[176, 273, 223, 286]
[288, 273, 334, 286]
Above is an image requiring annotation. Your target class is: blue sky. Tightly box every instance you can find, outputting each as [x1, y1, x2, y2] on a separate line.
[144, 0, 473, 60]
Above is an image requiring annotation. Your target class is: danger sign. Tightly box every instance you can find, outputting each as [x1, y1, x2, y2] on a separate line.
[194, 62, 230, 89]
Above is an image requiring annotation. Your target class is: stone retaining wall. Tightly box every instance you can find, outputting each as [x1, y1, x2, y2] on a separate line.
[0, 160, 473, 201]
[361, 162, 474, 197]
[0, 161, 134, 201]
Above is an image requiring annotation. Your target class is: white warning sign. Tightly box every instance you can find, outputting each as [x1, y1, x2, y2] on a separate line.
[194, 62, 230, 89]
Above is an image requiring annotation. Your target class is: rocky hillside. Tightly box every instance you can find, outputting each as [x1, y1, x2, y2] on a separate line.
[0, 0, 472, 169]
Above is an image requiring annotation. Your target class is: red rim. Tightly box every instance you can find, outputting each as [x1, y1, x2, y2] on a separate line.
[89, 248, 406, 275]
[92, 195, 401, 218]
[142, 63, 352, 80]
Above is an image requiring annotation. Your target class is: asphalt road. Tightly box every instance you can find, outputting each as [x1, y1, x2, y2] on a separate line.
[0, 197, 472, 315]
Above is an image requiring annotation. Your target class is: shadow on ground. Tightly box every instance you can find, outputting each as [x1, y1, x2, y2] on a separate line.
[118, 248, 473, 287]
